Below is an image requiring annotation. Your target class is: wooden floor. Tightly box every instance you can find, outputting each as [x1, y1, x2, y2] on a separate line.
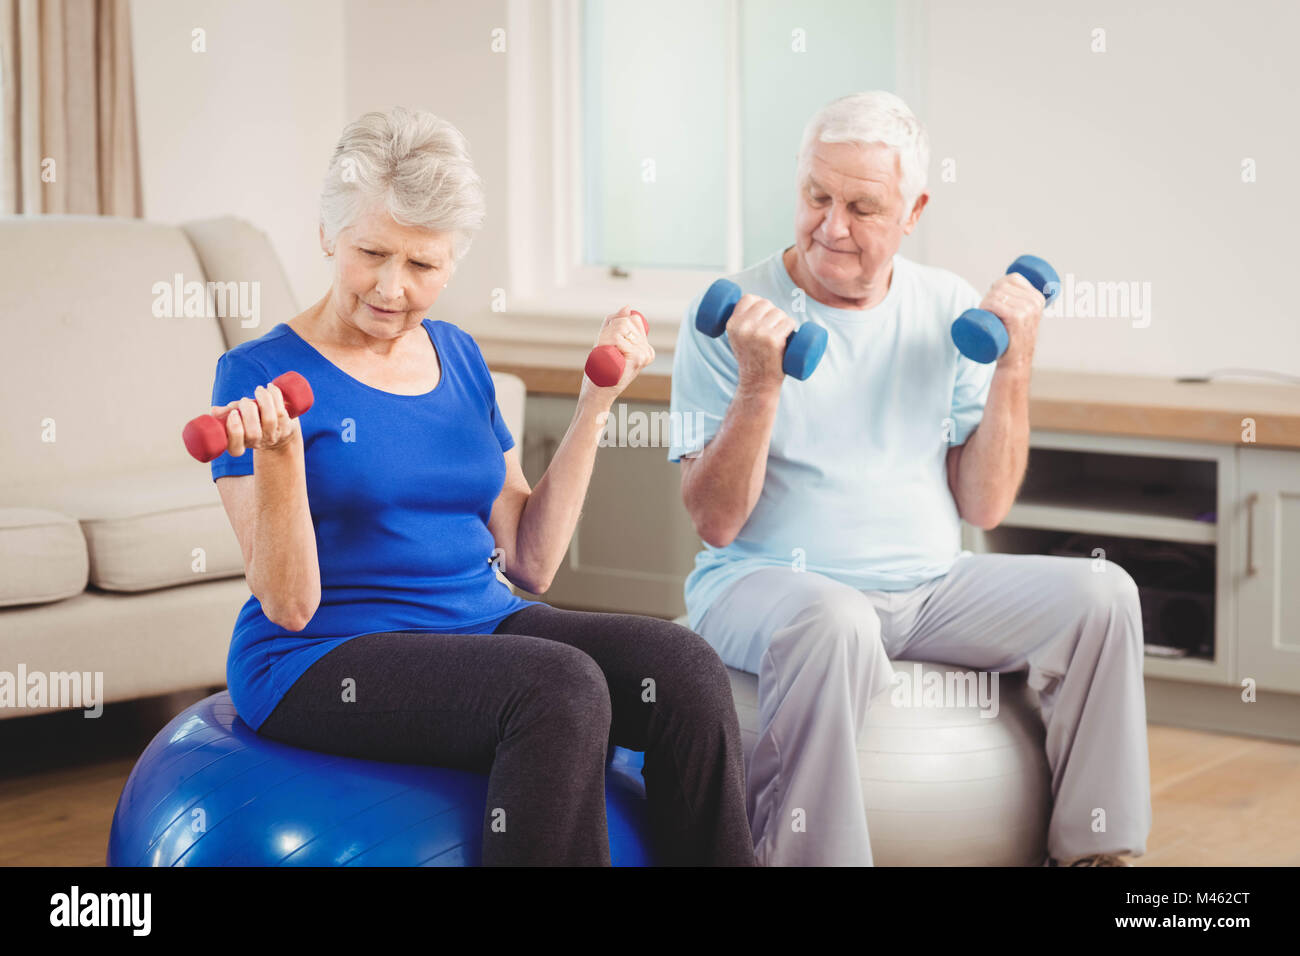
[2, 690, 1298, 866]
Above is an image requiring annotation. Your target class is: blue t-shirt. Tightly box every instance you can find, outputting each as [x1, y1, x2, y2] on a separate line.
[667, 250, 995, 632]
[209, 318, 543, 731]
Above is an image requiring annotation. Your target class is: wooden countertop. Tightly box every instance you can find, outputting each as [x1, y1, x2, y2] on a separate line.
[480, 341, 1300, 449]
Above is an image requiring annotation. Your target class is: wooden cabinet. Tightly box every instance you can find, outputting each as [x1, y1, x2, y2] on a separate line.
[967, 430, 1237, 686]
[1235, 447, 1300, 693]
[516, 395, 700, 617]
[519, 396, 1300, 704]
[482, 352, 1300, 739]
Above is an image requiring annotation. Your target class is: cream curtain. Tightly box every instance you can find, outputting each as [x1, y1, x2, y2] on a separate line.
[0, 0, 141, 216]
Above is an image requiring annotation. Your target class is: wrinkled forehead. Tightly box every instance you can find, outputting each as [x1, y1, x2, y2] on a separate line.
[800, 142, 902, 201]
[345, 204, 455, 259]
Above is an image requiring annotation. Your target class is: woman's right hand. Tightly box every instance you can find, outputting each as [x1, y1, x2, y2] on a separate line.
[212, 383, 300, 457]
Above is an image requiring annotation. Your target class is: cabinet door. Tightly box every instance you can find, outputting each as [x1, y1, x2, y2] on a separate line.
[517, 396, 702, 618]
[1236, 448, 1300, 692]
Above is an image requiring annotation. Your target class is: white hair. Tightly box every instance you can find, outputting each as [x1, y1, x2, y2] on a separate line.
[320, 107, 486, 262]
[796, 91, 930, 218]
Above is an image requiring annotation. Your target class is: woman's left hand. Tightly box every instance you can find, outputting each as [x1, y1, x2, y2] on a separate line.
[579, 305, 655, 406]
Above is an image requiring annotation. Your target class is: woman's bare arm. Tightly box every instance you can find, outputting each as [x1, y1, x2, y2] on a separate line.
[485, 308, 653, 594]
[213, 384, 320, 630]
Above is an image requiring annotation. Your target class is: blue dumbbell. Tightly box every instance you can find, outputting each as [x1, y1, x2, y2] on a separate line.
[695, 279, 828, 380]
[950, 255, 1061, 364]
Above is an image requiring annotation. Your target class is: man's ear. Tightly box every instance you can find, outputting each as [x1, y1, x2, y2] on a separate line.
[902, 192, 929, 234]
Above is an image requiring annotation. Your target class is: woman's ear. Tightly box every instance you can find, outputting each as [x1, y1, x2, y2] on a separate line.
[319, 223, 332, 258]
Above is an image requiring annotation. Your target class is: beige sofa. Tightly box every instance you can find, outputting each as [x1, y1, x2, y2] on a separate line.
[0, 215, 526, 720]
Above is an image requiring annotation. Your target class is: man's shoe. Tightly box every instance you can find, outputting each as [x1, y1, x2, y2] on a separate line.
[1044, 853, 1131, 867]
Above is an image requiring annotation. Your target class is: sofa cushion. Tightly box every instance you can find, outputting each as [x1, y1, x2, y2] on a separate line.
[0, 216, 241, 489]
[0, 508, 89, 606]
[3, 466, 245, 592]
[0, 577, 247, 719]
[181, 217, 300, 352]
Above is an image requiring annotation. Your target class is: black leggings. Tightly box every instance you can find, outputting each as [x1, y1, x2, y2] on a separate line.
[256, 603, 755, 866]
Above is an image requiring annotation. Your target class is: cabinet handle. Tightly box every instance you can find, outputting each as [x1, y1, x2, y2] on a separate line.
[1245, 492, 1259, 577]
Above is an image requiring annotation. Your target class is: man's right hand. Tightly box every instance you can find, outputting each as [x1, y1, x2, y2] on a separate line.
[725, 294, 798, 393]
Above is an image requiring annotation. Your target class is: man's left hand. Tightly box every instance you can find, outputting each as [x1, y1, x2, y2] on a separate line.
[979, 272, 1047, 372]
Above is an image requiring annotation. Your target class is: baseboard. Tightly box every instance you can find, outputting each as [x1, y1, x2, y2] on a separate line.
[1144, 677, 1300, 743]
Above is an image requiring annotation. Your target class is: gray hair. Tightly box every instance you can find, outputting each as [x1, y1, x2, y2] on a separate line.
[796, 91, 930, 219]
[320, 107, 486, 263]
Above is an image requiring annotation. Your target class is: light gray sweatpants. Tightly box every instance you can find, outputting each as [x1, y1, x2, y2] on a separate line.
[694, 552, 1153, 866]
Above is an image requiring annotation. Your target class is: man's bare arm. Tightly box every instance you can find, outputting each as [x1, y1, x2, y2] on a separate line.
[680, 383, 782, 547]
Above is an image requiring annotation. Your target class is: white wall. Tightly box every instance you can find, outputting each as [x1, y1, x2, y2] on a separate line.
[916, 0, 1299, 378]
[128, 0, 1298, 378]
[339, 0, 510, 334]
[129, 0, 510, 338]
[129, 0, 344, 312]
[334, 0, 1299, 378]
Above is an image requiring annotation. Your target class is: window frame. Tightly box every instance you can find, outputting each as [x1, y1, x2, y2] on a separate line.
[497, 0, 924, 347]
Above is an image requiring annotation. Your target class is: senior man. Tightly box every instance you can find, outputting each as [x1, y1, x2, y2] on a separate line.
[668, 91, 1152, 867]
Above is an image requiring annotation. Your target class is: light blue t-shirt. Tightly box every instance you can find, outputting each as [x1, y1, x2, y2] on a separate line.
[668, 250, 994, 632]
[209, 318, 543, 731]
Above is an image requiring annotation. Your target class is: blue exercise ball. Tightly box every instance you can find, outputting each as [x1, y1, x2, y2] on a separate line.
[107, 692, 654, 866]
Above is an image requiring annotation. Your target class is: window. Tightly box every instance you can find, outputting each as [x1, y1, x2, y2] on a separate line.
[581, 0, 730, 271]
[500, 0, 915, 339]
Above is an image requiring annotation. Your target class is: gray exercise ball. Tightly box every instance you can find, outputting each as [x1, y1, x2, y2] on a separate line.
[725, 660, 1052, 866]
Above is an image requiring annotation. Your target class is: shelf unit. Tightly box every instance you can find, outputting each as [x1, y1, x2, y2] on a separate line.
[521, 389, 1300, 737]
[961, 429, 1237, 684]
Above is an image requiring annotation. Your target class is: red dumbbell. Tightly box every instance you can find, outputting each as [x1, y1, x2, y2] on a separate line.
[183, 371, 314, 463]
[584, 310, 648, 388]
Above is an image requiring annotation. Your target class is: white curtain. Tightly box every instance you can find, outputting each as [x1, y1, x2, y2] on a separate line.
[0, 0, 142, 215]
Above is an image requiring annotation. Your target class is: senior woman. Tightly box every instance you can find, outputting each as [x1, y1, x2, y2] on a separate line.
[208, 107, 753, 866]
